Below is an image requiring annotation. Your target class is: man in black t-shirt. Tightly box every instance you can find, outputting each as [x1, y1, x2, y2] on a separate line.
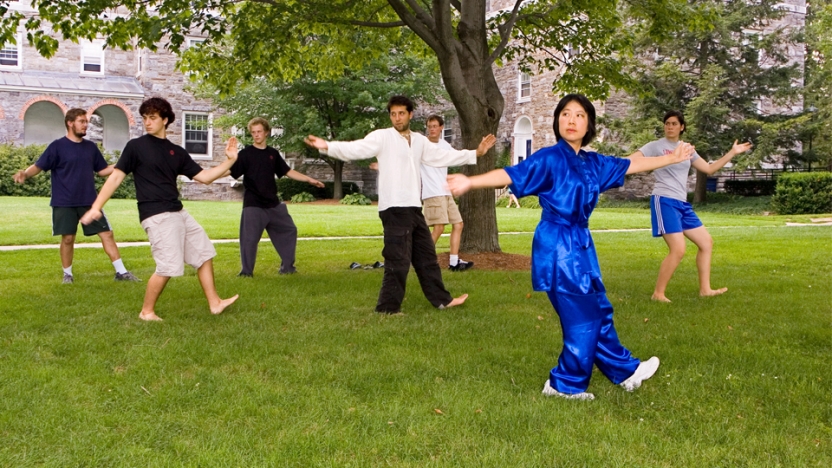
[81, 97, 239, 321]
[230, 117, 324, 277]
[13, 108, 139, 284]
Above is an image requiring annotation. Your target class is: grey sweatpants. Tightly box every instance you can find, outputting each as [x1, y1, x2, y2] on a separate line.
[239, 204, 297, 275]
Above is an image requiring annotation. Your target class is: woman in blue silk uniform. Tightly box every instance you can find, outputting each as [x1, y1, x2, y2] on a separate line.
[447, 94, 695, 400]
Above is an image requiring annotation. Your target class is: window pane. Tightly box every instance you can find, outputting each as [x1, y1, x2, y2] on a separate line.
[0, 46, 18, 66]
[185, 114, 209, 154]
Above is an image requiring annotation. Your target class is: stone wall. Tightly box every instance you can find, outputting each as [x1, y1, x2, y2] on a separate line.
[179, 178, 244, 201]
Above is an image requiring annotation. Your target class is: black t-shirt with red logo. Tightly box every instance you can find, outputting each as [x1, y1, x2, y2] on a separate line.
[115, 134, 203, 221]
[230, 145, 291, 209]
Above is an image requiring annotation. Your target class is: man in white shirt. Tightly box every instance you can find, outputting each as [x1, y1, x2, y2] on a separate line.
[304, 95, 495, 314]
[421, 115, 472, 271]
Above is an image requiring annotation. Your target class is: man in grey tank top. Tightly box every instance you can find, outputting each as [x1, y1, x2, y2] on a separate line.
[633, 110, 752, 302]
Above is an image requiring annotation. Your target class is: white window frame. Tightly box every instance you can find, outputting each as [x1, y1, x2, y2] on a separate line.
[442, 117, 454, 143]
[80, 39, 105, 75]
[517, 72, 531, 102]
[186, 37, 206, 48]
[136, 49, 144, 77]
[0, 32, 23, 70]
[183, 112, 213, 160]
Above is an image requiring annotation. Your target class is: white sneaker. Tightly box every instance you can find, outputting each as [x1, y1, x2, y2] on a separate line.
[620, 356, 660, 392]
[542, 380, 595, 400]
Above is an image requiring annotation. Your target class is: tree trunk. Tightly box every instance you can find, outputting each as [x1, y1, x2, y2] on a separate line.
[693, 170, 708, 203]
[389, 0, 504, 252]
[438, 15, 504, 252]
[332, 159, 344, 199]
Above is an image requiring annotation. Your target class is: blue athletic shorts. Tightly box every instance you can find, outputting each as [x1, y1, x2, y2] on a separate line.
[650, 195, 703, 237]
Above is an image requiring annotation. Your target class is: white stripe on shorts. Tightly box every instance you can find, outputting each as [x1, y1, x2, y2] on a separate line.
[654, 196, 666, 235]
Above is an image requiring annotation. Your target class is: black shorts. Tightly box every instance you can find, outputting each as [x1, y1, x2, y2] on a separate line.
[52, 206, 112, 236]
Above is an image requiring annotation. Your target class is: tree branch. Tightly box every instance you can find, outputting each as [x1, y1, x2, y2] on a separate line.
[489, 0, 525, 63]
[386, 0, 441, 51]
[433, 0, 455, 54]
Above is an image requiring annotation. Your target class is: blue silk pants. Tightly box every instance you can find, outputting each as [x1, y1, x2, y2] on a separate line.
[546, 289, 640, 394]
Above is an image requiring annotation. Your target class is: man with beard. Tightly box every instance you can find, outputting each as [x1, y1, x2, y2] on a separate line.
[304, 95, 495, 314]
[13, 107, 140, 284]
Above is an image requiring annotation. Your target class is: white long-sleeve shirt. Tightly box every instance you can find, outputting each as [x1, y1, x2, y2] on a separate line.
[420, 139, 454, 200]
[322, 127, 477, 211]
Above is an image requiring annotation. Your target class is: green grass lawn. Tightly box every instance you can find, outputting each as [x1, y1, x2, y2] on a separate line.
[0, 196, 827, 246]
[0, 209, 829, 465]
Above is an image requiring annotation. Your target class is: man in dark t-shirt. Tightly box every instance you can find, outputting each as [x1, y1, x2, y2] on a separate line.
[80, 97, 239, 321]
[13, 107, 139, 284]
[230, 117, 323, 277]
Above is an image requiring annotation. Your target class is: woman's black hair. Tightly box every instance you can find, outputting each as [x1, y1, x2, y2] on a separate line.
[552, 93, 596, 147]
[663, 110, 686, 134]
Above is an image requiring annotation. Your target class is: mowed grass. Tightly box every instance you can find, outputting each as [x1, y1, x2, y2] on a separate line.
[0, 196, 827, 246]
[0, 220, 830, 466]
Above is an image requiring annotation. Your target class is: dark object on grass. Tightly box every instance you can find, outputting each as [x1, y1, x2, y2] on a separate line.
[350, 261, 383, 270]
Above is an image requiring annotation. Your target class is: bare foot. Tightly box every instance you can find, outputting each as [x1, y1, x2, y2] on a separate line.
[651, 293, 671, 303]
[443, 293, 469, 309]
[700, 287, 728, 297]
[139, 311, 163, 321]
[210, 294, 239, 315]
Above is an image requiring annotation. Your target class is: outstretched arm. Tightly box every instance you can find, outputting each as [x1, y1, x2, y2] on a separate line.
[96, 164, 115, 177]
[692, 140, 753, 175]
[80, 169, 127, 224]
[447, 169, 512, 197]
[422, 134, 497, 168]
[286, 169, 325, 188]
[626, 142, 695, 174]
[13, 164, 42, 184]
[193, 137, 239, 184]
[304, 133, 381, 161]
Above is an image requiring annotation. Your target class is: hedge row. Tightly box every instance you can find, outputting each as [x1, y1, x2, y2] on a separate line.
[723, 179, 777, 196]
[771, 172, 832, 215]
[0, 143, 136, 199]
[276, 178, 360, 201]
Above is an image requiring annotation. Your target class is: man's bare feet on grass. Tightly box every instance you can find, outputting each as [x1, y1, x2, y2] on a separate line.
[700, 287, 728, 297]
[210, 294, 239, 315]
[651, 293, 672, 303]
[139, 311, 163, 321]
[443, 294, 469, 309]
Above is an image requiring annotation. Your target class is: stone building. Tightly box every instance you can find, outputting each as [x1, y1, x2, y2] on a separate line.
[0, 1, 239, 200]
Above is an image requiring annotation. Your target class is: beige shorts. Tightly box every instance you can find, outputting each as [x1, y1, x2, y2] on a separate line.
[141, 210, 217, 277]
[423, 195, 462, 226]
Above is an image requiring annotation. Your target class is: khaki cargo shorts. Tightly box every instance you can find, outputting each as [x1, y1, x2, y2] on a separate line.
[141, 210, 217, 277]
[423, 195, 462, 226]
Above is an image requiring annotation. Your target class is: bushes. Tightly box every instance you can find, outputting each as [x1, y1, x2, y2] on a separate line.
[771, 172, 832, 214]
[290, 192, 316, 203]
[0, 144, 51, 197]
[723, 179, 777, 196]
[340, 193, 371, 205]
[0, 143, 136, 199]
[276, 178, 360, 200]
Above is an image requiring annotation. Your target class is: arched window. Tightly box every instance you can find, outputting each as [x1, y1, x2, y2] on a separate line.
[24, 101, 65, 145]
[512, 117, 533, 165]
[92, 104, 131, 153]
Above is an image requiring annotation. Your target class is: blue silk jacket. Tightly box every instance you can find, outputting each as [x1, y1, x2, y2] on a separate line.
[504, 139, 631, 294]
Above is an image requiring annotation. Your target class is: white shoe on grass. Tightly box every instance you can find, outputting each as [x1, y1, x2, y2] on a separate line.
[620, 356, 660, 392]
[542, 380, 595, 400]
